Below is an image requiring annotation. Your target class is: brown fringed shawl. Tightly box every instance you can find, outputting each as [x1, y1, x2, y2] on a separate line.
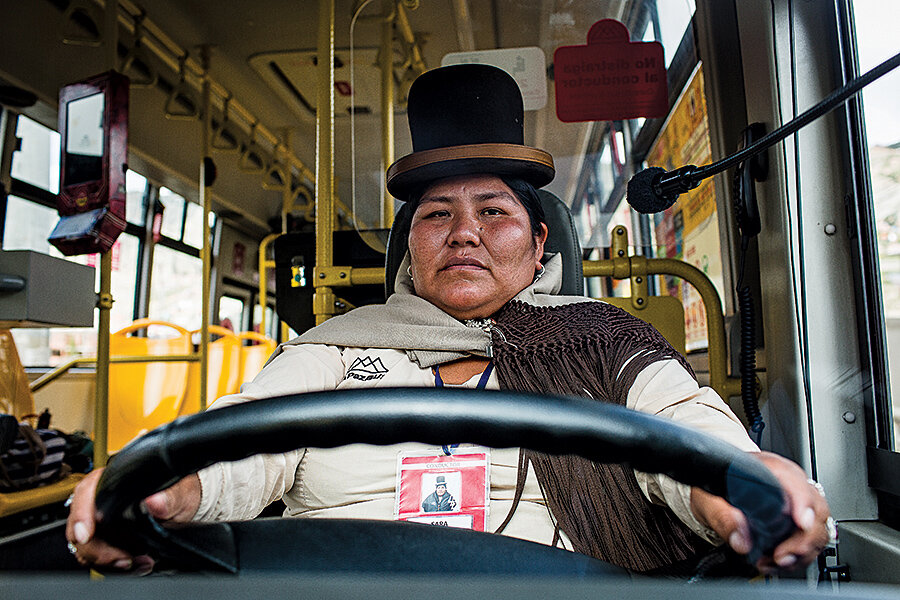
[492, 300, 708, 572]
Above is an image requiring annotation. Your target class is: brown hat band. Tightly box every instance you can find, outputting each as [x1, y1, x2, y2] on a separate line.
[386, 143, 555, 199]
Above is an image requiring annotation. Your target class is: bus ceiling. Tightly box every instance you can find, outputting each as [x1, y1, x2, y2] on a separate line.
[0, 0, 700, 237]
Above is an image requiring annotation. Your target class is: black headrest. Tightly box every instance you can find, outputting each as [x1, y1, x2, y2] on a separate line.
[385, 190, 583, 298]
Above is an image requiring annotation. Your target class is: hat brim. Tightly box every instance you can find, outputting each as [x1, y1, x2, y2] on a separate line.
[386, 143, 555, 200]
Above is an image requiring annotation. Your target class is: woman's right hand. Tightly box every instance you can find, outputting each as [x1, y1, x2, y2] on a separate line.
[65, 468, 202, 572]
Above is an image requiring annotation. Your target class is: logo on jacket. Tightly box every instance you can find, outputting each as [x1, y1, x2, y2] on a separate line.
[346, 356, 389, 381]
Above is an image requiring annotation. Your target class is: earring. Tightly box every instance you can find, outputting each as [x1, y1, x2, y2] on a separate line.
[533, 264, 545, 284]
[407, 265, 413, 281]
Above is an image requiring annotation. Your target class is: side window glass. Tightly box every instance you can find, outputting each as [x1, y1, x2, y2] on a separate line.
[183, 200, 205, 249]
[10, 115, 60, 193]
[148, 244, 202, 330]
[855, 0, 900, 445]
[158, 187, 186, 240]
[125, 170, 148, 226]
[218, 295, 246, 332]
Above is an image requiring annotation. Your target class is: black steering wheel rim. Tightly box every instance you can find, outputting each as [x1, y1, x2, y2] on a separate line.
[95, 387, 793, 572]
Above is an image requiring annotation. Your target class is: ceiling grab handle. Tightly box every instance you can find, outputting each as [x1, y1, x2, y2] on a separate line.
[120, 11, 157, 88]
[262, 144, 289, 192]
[61, 0, 104, 47]
[164, 53, 200, 120]
[211, 94, 240, 153]
[239, 122, 268, 174]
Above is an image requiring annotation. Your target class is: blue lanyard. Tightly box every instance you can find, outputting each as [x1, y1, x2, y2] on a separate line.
[433, 361, 494, 389]
[434, 361, 494, 455]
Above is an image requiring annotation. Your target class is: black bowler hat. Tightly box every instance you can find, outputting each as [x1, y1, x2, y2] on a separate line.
[386, 64, 555, 200]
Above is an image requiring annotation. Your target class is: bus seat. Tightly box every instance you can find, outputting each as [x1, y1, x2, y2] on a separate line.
[0, 330, 87, 519]
[182, 325, 241, 416]
[0, 330, 36, 419]
[600, 296, 687, 356]
[236, 331, 277, 388]
[529, 193, 686, 356]
[108, 319, 192, 453]
[536, 189, 584, 295]
[0, 472, 86, 519]
[274, 230, 388, 335]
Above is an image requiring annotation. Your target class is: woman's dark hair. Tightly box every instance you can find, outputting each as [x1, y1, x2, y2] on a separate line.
[406, 175, 546, 238]
[500, 177, 546, 238]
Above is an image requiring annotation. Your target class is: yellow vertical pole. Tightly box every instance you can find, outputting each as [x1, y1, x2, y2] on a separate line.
[198, 45, 212, 410]
[257, 232, 280, 337]
[380, 13, 395, 228]
[281, 128, 293, 231]
[94, 253, 112, 468]
[279, 130, 293, 341]
[314, 0, 336, 325]
[93, 0, 119, 467]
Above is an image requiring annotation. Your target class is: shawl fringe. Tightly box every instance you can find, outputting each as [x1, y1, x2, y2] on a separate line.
[493, 300, 707, 572]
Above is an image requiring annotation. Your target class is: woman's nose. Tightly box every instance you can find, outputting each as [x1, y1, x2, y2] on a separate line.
[447, 213, 481, 246]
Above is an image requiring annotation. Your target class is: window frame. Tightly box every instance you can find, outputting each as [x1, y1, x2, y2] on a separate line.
[840, 0, 900, 529]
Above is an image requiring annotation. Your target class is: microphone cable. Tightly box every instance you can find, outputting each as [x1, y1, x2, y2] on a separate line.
[734, 229, 764, 446]
[732, 122, 766, 446]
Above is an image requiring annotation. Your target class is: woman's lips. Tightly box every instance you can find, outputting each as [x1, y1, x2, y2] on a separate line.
[441, 258, 486, 270]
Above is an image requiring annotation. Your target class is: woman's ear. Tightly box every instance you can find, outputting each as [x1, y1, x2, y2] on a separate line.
[534, 223, 549, 261]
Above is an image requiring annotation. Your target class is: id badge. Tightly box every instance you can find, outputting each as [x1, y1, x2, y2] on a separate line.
[395, 447, 490, 531]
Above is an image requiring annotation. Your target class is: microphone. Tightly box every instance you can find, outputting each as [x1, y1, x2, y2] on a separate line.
[626, 165, 700, 214]
[626, 50, 900, 214]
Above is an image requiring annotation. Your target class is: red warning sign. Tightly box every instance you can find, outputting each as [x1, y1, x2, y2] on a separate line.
[554, 19, 668, 122]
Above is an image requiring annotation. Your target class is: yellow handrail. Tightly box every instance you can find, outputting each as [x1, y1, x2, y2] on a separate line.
[258, 232, 281, 336]
[583, 257, 740, 400]
[29, 354, 200, 393]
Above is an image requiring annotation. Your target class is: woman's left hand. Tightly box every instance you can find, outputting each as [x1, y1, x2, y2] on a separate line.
[690, 451, 833, 573]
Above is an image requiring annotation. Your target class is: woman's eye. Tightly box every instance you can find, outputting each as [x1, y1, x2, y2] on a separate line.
[482, 207, 505, 216]
[424, 209, 450, 219]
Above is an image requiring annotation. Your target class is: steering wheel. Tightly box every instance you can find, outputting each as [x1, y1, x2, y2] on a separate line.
[94, 387, 794, 576]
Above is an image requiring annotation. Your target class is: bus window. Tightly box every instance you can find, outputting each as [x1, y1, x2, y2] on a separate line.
[4, 114, 143, 365]
[2, 195, 58, 254]
[219, 295, 246, 333]
[854, 0, 900, 446]
[158, 186, 186, 241]
[148, 244, 202, 331]
[125, 170, 148, 226]
[641, 0, 695, 68]
[3, 197, 140, 365]
[183, 200, 205, 250]
[9, 115, 59, 194]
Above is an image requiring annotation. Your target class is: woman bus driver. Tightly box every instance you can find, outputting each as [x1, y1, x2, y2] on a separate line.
[66, 64, 832, 576]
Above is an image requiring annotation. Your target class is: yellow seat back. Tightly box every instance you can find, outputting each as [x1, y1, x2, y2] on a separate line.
[600, 296, 687, 356]
[182, 325, 241, 415]
[108, 319, 191, 453]
[236, 331, 277, 387]
[0, 329, 35, 418]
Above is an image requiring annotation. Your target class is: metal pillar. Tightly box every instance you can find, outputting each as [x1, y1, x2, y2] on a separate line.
[93, 0, 119, 467]
[198, 45, 212, 410]
[313, 0, 336, 325]
[380, 12, 395, 228]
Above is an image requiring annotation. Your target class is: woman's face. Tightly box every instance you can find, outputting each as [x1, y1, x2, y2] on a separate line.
[408, 174, 548, 320]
